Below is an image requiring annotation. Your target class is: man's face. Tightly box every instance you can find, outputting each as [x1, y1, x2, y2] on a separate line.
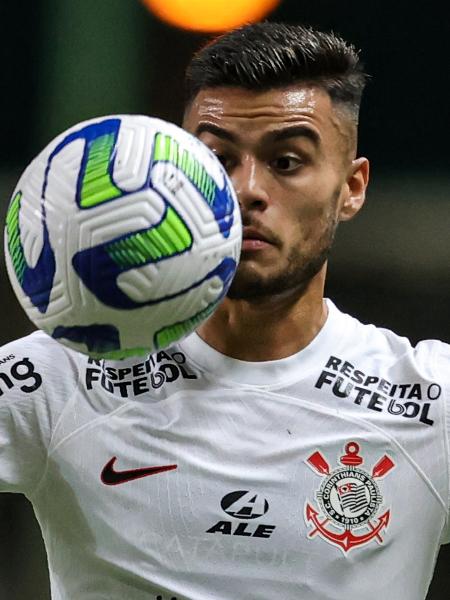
[183, 85, 366, 301]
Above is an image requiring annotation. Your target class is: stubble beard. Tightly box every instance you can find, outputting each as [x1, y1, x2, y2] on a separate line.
[226, 212, 339, 302]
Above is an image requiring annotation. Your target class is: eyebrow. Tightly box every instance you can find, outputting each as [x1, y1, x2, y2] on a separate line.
[269, 125, 320, 147]
[194, 123, 320, 147]
[195, 123, 237, 143]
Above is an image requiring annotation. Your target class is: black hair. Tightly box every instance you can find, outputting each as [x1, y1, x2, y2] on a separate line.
[185, 22, 367, 122]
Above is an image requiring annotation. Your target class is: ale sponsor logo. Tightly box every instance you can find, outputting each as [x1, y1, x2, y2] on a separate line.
[207, 490, 276, 539]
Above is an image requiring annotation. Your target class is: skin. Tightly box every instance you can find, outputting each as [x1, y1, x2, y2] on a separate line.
[183, 85, 369, 361]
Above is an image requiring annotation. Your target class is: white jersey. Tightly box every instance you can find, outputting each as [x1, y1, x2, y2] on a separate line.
[0, 300, 449, 600]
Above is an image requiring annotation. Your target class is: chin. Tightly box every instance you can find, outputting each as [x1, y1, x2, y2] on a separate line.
[226, 250, 329, 302]
[226, 270, 306, 301]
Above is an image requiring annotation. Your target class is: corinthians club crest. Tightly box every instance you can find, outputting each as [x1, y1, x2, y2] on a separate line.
[304, 441, 395, 553]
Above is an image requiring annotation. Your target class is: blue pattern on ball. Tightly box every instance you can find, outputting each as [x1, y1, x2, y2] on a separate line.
[52, 324, 120, 352]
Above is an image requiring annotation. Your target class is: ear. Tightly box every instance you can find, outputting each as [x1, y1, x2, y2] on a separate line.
[339, 157, 370, 222]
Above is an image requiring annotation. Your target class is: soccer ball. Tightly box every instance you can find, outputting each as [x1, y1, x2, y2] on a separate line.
[4, 115, 242, 358]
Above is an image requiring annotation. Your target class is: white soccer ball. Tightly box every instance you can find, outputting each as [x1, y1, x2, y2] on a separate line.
[4, 115, 242, 358]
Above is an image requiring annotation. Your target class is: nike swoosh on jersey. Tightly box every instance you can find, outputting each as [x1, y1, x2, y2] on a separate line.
[101, 456, 178, 485]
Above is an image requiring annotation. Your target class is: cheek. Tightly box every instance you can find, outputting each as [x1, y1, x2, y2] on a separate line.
[289, 189, 330, 227]
[289, 188, 341, 244]
[289, 168, 338, 209]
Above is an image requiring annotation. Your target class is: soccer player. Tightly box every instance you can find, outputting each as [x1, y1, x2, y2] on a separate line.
[1, 22, 449, 600]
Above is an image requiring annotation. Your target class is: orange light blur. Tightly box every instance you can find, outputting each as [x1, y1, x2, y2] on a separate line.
[141, 0, 281, 33]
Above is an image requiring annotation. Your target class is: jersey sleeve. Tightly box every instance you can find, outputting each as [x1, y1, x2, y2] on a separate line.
[0, 332, 79, 496]
[423, 340, 450, 544]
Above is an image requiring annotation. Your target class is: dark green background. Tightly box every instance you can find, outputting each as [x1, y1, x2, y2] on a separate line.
[0, 1, 448, 598]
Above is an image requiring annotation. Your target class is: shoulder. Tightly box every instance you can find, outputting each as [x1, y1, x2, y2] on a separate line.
[0, 332, 84, 493]
[0, 330, 82, 402]
[331, 302, 449, 383]
[315, 303, 449, 436]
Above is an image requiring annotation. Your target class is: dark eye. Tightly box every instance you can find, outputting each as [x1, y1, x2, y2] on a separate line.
[271, 155, 302, 172]
[215, 154, 228, 167]
[214, 152, 234, 172]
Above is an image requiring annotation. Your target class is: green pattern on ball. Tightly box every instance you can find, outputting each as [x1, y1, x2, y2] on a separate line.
[105, 205, 193, 268]
[153, 132, 216, 205]
[154, 299, 220, 349]
[5, 192, 26, 284]
[87, 346, 151, 360]
[80, 133, 122, 208]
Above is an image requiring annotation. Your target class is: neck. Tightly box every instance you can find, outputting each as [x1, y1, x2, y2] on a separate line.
[196, 269, 328, 361]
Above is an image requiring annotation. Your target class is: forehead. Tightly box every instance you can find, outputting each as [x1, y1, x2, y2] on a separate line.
[183, 85, 347, 145]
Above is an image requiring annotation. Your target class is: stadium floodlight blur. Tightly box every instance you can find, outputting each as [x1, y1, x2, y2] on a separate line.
[140, 0, 281, 32]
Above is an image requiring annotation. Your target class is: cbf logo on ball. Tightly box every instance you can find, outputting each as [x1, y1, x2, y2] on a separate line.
[304, 441, 395, 553]
[4, 115, 242, 359]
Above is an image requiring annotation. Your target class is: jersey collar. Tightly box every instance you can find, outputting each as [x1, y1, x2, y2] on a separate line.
[179, 299, 347, 386]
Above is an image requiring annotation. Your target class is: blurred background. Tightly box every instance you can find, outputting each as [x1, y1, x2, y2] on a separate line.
[0, 0, 448, 597]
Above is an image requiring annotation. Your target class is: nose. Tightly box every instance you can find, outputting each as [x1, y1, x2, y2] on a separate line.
[231, 155, 270, 213]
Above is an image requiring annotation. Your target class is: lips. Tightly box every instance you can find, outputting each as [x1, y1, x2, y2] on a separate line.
[242, 227, 273, 244]
[241, 226, 276, 252]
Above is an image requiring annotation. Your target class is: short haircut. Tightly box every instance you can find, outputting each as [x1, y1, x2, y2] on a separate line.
[185, 22, 368, 122]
